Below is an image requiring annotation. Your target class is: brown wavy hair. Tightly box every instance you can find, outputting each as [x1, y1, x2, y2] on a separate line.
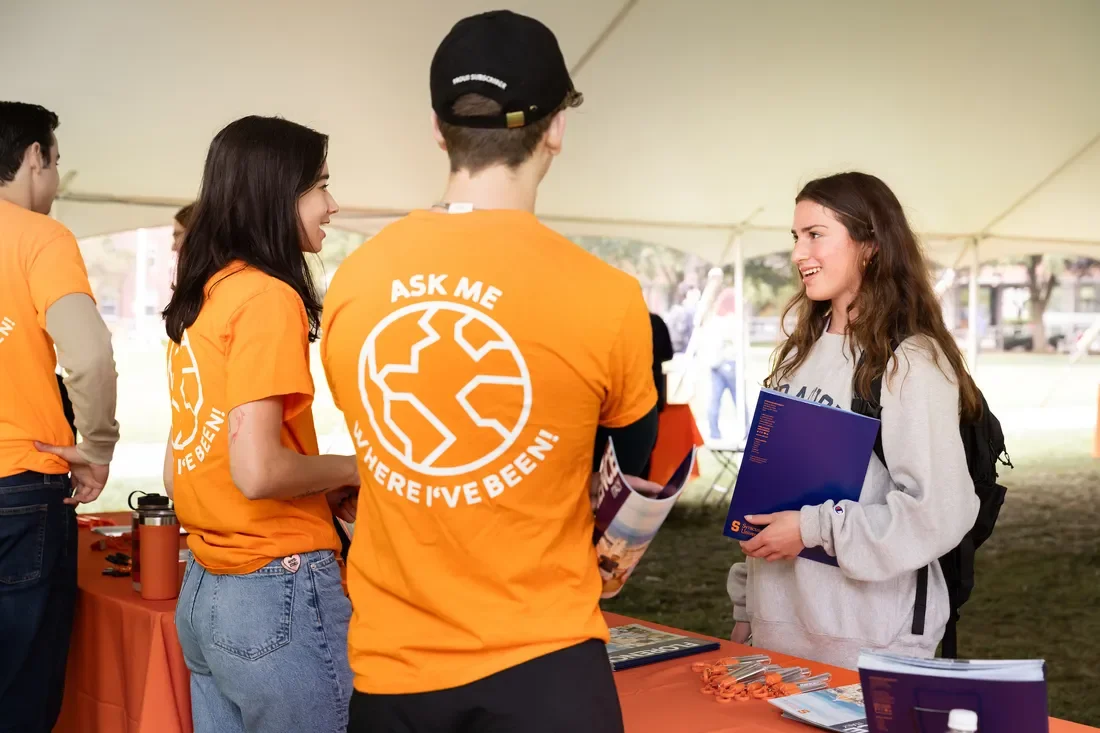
[765, 172, 980, 420]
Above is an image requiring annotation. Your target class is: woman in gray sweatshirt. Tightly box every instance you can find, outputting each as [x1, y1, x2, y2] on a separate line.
[726, 172, 981, 669]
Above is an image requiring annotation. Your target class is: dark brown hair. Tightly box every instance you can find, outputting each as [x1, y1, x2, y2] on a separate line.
[174, 203, 195, 229]
[766, 171, 981, 420]
[438, 92, 581, 174]
[163, 116, 327, 344]
[0, 102, 58, 183]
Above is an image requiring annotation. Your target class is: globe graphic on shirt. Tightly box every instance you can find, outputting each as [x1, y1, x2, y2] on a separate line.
[167, 331, 204, 451]
[358, 301, 532, 477]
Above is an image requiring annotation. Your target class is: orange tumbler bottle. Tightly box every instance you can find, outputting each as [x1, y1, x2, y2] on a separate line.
[138, 508, 181, 601]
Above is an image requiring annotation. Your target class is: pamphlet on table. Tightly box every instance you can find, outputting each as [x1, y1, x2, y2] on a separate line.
[769, 683, 869, 732]
[722, 388, 879, 566]
[604, 623, 720, 671]
[592, 439, 696, 598]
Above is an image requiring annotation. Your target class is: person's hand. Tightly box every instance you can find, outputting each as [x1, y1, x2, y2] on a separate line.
[730, 622, 752, 644]
[624, 475, 663, 497]
[589, 474, 663, 510]
[34, 442, 109, 505]
[588, 473, 601, 511]
[327, 485, 358, 523]
[339, 455, 362, 489]
[739, 511, 804, 562]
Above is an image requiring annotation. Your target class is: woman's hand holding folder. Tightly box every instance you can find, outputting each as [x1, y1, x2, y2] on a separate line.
[740, 511, 805, 562]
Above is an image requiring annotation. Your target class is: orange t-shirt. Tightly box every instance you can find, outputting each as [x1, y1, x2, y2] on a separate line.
[0, 200, 94, 478]
[321, 209, 657, 694]
[168, 264, 339, 574]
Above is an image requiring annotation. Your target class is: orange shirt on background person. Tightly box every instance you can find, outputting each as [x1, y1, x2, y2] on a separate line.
[168, 263, 339, 574]
[321, 209, 657, 695]
[0, 199, 94, 478]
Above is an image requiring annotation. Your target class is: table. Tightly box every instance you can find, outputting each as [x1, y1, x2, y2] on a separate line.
[55, 512, 192, 733]
[607, 612, 1095, 733]
[59, 517, 1095, 733]
[649, 403, 705, 485]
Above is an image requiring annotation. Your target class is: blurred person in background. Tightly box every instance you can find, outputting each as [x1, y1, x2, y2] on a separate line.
[172, 202, 194, 252]
[702, 287, 739, 441]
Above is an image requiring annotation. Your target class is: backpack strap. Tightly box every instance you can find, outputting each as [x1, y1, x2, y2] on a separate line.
[913, 566, 929, 637]
[851, 350, 888, 469]
[867, 372, 886, 469]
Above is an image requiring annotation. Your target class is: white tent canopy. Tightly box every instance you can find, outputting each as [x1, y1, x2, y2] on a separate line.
[5, 0, 1098, 268]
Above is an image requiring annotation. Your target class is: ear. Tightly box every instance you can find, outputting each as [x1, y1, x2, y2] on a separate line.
[431, 111, 447, 152]
[543, 111, 567, 157]
[24, 142, 43, 173]
[862, 240, 879, 266]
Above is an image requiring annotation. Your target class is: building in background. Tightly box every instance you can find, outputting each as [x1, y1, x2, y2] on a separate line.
[78, 227, 175, 343]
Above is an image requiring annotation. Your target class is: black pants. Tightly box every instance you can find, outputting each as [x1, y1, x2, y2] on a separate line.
[0, 472, 77, 733]
[348, 639, 625, 733]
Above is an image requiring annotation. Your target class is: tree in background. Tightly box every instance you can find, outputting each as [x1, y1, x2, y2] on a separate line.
[571, 236, 795, 319]
[732, 255, 796, 316]
[1019, 256, 1100, 352]
[1023, 255, 1058, 352]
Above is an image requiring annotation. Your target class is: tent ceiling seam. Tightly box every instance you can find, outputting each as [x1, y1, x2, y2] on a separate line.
[569, 0, 640, 78]
[978, 129, 1100, 237]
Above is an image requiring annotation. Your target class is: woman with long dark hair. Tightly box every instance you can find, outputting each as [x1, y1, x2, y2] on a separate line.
[726, 172, 980, 668]
[163, 115, 357, 732]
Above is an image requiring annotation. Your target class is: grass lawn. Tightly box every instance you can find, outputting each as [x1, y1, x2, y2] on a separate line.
[600, 429, 1100, 726]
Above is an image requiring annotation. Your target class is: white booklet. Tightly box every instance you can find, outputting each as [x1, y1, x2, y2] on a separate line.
[592, 438, 696, 599]
[769, 684, 869, 733]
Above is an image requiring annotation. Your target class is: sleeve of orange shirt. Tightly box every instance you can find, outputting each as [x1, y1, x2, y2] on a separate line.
[225, 286, 315, 422]
[27, 231, 94, 329]
[600, 286, 657, 428]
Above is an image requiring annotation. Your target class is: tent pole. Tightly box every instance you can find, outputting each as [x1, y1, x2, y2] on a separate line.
[732, 234, 748, 446]
[967, 238, 980, 370]
[134, 228, 149, 339]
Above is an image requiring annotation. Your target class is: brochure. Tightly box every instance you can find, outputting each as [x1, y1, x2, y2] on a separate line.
[593, 439, 696, 598]
[604, 623, 721, 671]
[769, 684, 869, 732]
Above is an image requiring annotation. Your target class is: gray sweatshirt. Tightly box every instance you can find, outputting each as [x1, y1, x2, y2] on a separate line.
[727, 331, 979, 669]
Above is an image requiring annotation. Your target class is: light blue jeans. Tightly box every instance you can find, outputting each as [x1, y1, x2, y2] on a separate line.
[176, 551, 353, 733]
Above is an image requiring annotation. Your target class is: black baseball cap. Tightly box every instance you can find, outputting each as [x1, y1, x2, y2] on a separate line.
[430, 10, 582, 130]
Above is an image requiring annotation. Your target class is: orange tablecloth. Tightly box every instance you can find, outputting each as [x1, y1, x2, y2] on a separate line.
[607, 613, 1095, 733]
[58, 515, 1094, 733]
[55, 512, 192, 733]
[649, 403, 704, 485]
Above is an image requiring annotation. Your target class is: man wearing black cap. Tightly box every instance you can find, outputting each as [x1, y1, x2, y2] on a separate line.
[321, 10, 657, 733]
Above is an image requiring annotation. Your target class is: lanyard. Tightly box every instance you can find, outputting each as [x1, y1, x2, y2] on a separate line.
[431, 202, 475, 214]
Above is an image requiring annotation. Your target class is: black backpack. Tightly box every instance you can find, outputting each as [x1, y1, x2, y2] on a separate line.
[850, 348, 1011, 658]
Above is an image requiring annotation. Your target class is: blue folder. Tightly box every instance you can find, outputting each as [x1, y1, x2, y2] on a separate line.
[722, 388, 880, 566]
